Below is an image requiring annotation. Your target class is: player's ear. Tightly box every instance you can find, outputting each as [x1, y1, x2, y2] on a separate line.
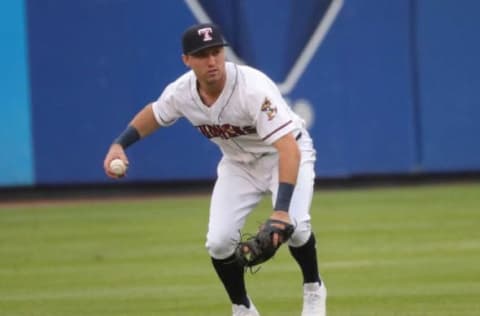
[182, 54, 190, 67]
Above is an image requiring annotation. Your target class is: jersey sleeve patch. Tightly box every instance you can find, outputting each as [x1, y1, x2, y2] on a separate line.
[261, 97, 277, 121]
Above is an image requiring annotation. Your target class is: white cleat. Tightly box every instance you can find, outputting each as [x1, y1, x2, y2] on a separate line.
[232, 299, 260, 316]
[301, 282, 327, 316]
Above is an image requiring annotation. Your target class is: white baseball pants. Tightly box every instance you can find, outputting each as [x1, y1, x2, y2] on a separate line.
[205, 132, 317, 259]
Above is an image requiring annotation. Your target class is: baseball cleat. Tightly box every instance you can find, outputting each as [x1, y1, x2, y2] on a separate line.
[301, 281, 327, 316]
[232, 299, 260, 316]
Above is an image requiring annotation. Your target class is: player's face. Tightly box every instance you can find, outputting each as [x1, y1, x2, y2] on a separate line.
[183, 46, 226, 86]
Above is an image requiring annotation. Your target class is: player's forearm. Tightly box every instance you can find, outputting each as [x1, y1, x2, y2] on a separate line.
[272, 133, 300, 214]
[129, 103, 161, 138]
[113, 103, 160, 150]
[275, 134, 300, 185]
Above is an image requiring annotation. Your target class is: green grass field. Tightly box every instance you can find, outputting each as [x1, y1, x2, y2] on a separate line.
[1, 183, 479, 315]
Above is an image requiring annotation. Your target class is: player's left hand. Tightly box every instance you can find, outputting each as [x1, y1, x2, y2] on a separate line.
[235, 213, 294, 267]
[268, 210, 292, 247]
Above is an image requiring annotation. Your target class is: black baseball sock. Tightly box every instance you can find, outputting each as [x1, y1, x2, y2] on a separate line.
[211, 255, 250, 307]
[289, 233, 321, 284]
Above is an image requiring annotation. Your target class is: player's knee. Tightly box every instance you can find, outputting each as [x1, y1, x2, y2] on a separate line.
[205, 231, 239, 259]
[288, 220, 312, 247]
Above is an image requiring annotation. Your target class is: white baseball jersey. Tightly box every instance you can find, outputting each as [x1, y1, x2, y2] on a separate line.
[152, 62, 316, 258]
[152, 62, 306, 163]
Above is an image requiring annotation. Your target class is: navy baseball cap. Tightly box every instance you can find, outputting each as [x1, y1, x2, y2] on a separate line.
[182, 23, 228, 55]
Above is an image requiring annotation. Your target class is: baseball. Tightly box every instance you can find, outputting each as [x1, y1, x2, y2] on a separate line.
[109, 158, 127, 176]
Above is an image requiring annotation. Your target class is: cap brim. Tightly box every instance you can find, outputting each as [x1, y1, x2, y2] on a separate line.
[185, 42, 229, 55]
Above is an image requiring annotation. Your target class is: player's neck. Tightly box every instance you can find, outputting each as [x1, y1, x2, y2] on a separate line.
[197, 77, 225, 107]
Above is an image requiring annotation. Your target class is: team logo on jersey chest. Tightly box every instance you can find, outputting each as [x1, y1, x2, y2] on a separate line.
[197, 124, 256, 139]
[261, 97, 277, 121]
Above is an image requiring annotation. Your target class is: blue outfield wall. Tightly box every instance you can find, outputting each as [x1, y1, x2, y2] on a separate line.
[0, 0, 479, 187]
[415, 0, 480, 172]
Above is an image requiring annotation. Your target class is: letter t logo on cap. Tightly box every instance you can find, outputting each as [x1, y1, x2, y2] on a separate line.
[198, 27, 213, 41]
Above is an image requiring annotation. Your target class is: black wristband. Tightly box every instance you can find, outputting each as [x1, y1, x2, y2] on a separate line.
[274, 182, 295, 212]
[113, 125, 140, 149]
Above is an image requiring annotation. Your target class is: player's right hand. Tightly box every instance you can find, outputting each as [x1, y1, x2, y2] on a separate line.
[103, 144, 129, 179]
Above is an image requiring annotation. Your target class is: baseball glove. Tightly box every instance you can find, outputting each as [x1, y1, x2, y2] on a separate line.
[235, 219, 295, 267]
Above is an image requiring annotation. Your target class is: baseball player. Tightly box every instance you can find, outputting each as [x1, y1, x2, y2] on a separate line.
[103, 23, 326, 316]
